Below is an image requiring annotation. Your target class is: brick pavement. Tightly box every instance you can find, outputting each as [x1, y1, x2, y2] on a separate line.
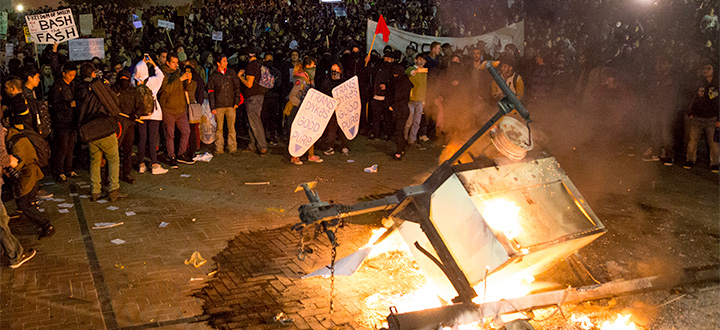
[0, 137, 442, 330]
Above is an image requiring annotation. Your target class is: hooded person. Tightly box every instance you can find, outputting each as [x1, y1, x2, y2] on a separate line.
[133, 57, 168, 175]
[113, 70, 145, 184]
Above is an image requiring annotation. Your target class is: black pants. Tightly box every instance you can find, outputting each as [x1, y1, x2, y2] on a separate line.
[393, 104, 410, 154]
[51, 128, 77, 177]
[17, 183, 51, 230]
[325, 113, 349, 150]
[262, 92, 282, 142]
[370, 98, 392, 138]
[118, 121, 135, 177]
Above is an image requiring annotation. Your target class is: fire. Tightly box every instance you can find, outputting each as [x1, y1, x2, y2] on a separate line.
[478, 198, 523, 240]
[471, 274, 533, 304]
[601, 314, 637, 330]
[571, 314, 594, 330]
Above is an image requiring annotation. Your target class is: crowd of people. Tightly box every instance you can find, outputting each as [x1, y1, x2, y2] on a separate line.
[0, 0, 717, 268]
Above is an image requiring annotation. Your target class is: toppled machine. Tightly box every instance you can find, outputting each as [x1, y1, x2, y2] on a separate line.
[292, 62, 608, 329]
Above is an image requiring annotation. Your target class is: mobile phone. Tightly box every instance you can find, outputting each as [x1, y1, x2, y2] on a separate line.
[144, 54, 150, 61]
[186, 67, 192, 73]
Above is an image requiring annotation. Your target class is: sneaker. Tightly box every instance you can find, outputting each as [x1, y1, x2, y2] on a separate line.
[682, 161, 694, 170]
[642, 154, 660, 162]
[308, 155, 323, 163]
[419, 135, 429, 141]
[168, 158, 179, 169]
[661, 158, 674, 166]
[69, 171, 79, 178]
[324, 148, 335, 156]
[341, 148, 349, 156]
[9, 249, 36, 269]
[394, 152, 404, 160]
[177, 154, 196, 165]
[138, 163, 147, 174]
[37, 189, 53, 199]
[39, 225, 55, 240]
[291, 157, 303, 165]
[57, 174, 67, 182]
[712, 165, 719, 173]
[151, 164, 168, 175]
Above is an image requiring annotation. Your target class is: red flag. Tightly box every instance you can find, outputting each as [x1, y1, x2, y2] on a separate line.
[375, 15, 390, 43]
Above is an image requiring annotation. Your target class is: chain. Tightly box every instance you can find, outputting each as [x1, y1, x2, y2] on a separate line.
[329, 243, 337, 313]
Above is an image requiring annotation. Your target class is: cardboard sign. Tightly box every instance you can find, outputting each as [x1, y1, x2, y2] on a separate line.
[176, 5, 191, 17]
[92, 28, 106, 38]
[133, 21, 143, 29]
[5, 44, 13, 66]
[0, 12, 8, 36]
[158, 20, 175, 30]
[69, 38, 105, 61]
[79, 14, 93, 36]
[212, 31, 223, 41]
[333, 7, 347, 17]
[151, 15, 163, 26]
[25, 8, 79, 44]
[23, 26, 31, 43]
[289, 89, 339, 157]
[331, 76, 361, 140]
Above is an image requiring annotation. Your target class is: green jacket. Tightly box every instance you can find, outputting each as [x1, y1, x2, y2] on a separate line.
[158, 67, 191, 115]
[6, 128, 43, 198]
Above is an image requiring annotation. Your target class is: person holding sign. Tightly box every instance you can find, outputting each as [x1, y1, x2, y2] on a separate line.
[286, 57, 323, 165]
[320, 62, 350, 156]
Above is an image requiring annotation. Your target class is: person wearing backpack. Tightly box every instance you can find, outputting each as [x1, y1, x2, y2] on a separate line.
[5, 127, 55, 240]
[113, 70, 145, 185]
[133, 57, 168, 175]
[3, 76, 35, 132]
[49, 63, 78, 182]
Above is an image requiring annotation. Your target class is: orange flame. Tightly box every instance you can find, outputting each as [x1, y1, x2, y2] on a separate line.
[479, 198, 523, 240]
[601, 314, 637, 330]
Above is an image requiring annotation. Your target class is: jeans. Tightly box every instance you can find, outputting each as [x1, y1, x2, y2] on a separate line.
[137, 120, 160, 165]
[214, 107, 237, 153]
[0, 186, 24, 263]
[118, 120, 135, 177]
[246, 95, 267, 151]
[17, 183, 51, 230]
[405, 101, 424, 144]
[686, 116, 719, 165]
[89, 134, 120, 195]
[51, 128, 77, 177]
[163, 111, 191, 158]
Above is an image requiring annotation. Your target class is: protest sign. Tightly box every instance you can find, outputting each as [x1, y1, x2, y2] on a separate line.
[135, 9, 143, 17]
[0, 12, 8, 36]
[333, 7, 347, 17]
[5, 43, 13, 66]
[79, 14, 93, 36]
[92, 28, 106, 38]
[212, 31, 223, 41]
[25, 8, 79, 44]
[331, 76, 361, 140]
[23, 26, 31, 43]
[151, 15, 163, 26]
[133, 21, 143, 29]
[69, 38, 105, 61]
[177, 5, 191, 17]
[289, 89, 339, 157]
[158, 20, 175, 30]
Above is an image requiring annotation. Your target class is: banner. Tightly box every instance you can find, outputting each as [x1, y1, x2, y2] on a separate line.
[69, 38, 105, 61]
[366, 20, 524, 56]
[158, 20, 175, 30]
[289, 89, 339, 157]
[331, 76, 361, 140]
[79, 14, 93, 36]
[0, 12, 7, 36]
[25, 8, 79, 44]
[212, 31, 223, 41]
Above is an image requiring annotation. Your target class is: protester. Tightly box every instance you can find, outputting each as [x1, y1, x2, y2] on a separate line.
[159, 53, 196, 168]
[134, 58, 169, 175]
[112, 70, 144, 184]
[49, 63, 78, 182]
[683, 61, 719, 172]
[320, 62, 350, 156]
[239, 47, 268, 155]
[207, 54, 241, 155]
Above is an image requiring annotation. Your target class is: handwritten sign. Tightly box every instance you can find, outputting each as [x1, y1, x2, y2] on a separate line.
[331, 76, 361, 140]
[23, 26, 31, 43]
[0, 12, 8, 36]
[25, 8, 79, 44]
[212, 31, 223, 41]
[69, 38, 105, 61]
[133, 21, 143, 29]
[158, 20, 175, 30]
[79, 14, 93, 36]
[289, 89, 339, 157]
[5, 44, 13, 67]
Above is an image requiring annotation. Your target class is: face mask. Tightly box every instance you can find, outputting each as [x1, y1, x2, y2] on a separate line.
[331, 71, 341, 80]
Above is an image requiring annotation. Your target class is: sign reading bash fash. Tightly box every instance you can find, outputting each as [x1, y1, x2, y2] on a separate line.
[25, 8, 79, 44]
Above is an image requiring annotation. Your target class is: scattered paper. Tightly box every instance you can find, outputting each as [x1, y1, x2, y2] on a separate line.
[76, 181, 87, 185]
[58, 203, 74, 208]
[93, 222, 124, 229]
[96, 199, 108, 203]
[125, 211, 136, 216]
[347, 159, 355, 163]
[43, 182, 55, 186]
[193, 152, 213, 162]
[79, 195, 89, 198]
[190, 277, 203, 281]
[53, 198, 66, 202]
[107, 206, 119, 211]
[58, 209, 69, 213]
[39, 195, 53, 200]
[110, 238, 126, 245]
[364, 164, 378, 173]
[69, 193, 78, 197]
[180, 174, 191, 178]
[244, 182, 270, 185]
[159, 222, 169, 228]
[80, 184, 90, 189]
[184, 251, 207, 268]
[39, 208, 45, 212]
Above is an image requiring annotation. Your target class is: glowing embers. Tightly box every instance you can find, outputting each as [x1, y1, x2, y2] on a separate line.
[571, 313, 638, 330]
[477, 198, 523, 242]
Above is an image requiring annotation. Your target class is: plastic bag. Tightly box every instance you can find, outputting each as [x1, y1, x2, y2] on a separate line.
[200, 99, 217, 144]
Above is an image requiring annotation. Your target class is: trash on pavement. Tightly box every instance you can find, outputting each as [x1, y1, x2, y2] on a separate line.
[273, 312, 293, 325]
[244, 182, 270, 185]
[184, 251, 207, 268]
[58, 203, 74, 208]
[125, 211, 136, 216]
[96, 199, 108, 204]
[58, 209, 69, 213]
[364, 164, 378, 173]
[93, 222, 124, 229]
[180, 174, 191, 178]
[159, 222, 169, 228]
[193, 152, 213, 162]
[347, 159, 355, 163]
[107, 206, 119, 211]
[110, 238, 126, 245]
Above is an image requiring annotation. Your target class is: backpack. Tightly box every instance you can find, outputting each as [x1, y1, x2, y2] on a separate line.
[25, 98, 52, 138]
[258, 65, 276, 89]
[8, 129, 51, 168]
[136, 79, 155, 116]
